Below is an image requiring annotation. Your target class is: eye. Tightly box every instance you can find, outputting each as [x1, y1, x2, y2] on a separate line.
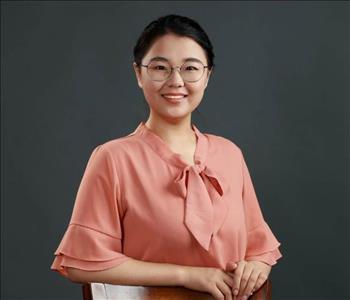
[185, 66, 199, 71]
[150, 64, 169, 70]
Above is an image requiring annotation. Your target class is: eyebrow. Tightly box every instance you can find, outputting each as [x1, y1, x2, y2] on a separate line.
[148, 56, 204, 64]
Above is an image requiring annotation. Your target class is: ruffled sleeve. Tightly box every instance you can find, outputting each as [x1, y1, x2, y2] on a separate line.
[240, 150, 283, 266]
[50, 144, 131, 278]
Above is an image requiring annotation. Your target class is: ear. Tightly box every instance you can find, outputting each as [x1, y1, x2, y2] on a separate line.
[204, 68, 212, 89]
[133, 62, 143, 89]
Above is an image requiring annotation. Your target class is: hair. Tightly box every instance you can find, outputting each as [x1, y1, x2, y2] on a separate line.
[133, 14, 215, 71]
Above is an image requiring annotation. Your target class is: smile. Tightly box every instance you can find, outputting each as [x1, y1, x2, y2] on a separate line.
[161, 94, 188, 103]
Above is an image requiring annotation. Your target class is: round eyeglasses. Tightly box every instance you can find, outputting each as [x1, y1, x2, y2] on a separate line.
[139, 60, 209, 82]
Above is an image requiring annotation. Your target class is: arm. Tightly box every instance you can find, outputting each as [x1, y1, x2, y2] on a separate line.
[66, 257, 186, 286]
[239, 150, 282, 265]
[227, 150, 282, 298]
[67, 258, 236, 300]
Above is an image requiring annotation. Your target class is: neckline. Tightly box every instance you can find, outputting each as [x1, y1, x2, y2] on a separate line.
[131, 121, 208, 169]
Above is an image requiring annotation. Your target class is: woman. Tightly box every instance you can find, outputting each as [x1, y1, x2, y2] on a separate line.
[51, 14, 282, 300]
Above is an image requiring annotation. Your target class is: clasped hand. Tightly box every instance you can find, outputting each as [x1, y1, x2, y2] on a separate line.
[181, 259, 271, 300]
[225, 260, 271, 300]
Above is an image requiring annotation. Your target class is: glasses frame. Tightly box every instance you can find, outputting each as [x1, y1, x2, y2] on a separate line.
[139, 61, 209, 83]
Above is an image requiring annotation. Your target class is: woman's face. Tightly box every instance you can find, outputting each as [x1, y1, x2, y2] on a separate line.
[133, 33, 212, 122]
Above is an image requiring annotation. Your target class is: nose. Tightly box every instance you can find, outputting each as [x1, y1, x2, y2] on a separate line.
[167, 66, 184, 86]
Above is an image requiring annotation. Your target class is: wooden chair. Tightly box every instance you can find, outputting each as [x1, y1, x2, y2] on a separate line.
[82, 279, 271, 300]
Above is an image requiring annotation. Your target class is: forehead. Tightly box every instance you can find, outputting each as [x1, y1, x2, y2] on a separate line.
[143, 33, 207, 64]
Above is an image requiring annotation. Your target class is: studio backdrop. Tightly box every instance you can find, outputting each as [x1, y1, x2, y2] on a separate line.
[1, 1, 349, 300]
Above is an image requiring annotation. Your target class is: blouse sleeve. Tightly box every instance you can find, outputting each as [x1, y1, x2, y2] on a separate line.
[50, 144, 131, 278]
[240, 150, 283, 266]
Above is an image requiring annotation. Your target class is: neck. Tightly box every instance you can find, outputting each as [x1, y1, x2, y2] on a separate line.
[144, 113, 195, 145]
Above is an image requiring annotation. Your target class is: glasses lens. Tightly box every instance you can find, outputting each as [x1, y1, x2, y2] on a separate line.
[147, 61, 171, 81]
[180, 61, 204, 82]
[146, 60, 205, 82]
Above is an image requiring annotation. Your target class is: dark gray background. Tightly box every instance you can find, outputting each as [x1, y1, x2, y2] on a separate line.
[1, 1, 349, 300]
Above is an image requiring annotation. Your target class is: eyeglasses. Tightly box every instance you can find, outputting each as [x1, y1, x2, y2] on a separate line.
[139, 60, 209, 82]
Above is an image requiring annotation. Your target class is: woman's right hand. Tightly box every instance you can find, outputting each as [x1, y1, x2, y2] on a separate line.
[180, 266, 235, 300]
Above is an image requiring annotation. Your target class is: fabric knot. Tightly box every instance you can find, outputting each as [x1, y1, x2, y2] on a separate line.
[174, 163, 226, 251]
[193, 161, 205, 173]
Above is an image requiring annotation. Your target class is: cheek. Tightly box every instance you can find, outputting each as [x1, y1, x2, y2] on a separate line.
[152, 80, 165, 91]
[142, 82, 162, 97]
[141, 84, 164, 108]
[186, 80, 208, 94]
[186, 86, 206, 103]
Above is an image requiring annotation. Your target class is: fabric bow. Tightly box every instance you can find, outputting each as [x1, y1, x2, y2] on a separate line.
[174, 163, 226, 251]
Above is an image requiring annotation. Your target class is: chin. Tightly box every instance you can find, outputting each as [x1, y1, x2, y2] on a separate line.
[153, 108, 191, 120]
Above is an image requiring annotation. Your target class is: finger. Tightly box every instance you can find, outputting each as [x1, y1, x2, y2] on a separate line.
[241, 269, 260, 299]
[210, 283, 225, 300]
[252, 272, 269, 293]
[226, 261, 238, 272]
[231, 261, 245, 297]
[238, 265, 253, 297]
[223, 272, 235, 288]
[216, 281, 233, 300]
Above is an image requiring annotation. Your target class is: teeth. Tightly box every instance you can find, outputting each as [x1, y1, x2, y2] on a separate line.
[163, 95, 186, 98]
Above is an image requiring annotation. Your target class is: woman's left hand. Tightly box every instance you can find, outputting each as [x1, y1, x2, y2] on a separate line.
[225, 260, 271, 300]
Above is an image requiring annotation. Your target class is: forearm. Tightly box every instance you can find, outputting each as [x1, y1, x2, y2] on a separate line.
[67, 258, 187, 287]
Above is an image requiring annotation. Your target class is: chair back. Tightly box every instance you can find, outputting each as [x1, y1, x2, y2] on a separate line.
[82, 279, 271, 300]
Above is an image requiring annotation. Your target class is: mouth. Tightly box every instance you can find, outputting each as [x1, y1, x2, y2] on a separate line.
[161, 94, 188, 103]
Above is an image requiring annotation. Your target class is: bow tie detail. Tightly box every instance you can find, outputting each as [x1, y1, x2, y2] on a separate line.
[174, 162, 227, 251]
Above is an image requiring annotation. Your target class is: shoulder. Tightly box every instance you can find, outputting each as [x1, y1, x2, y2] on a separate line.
[88, 131, 144, 161]
[204, 131, 243, 158]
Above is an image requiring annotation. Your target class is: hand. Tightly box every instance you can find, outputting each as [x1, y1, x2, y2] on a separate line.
[225, 260, 271, 300]
[180, 266, 235, 300]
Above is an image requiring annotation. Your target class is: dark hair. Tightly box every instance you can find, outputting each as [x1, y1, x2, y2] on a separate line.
[133, 14, 215, 71]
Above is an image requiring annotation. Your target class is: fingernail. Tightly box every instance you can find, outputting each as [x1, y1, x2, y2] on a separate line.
[241, 296, 247, 300]
[233, 289, 238, 295]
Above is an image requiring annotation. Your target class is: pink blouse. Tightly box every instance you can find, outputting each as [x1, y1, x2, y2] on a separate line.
[51, 121, 282, 278]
